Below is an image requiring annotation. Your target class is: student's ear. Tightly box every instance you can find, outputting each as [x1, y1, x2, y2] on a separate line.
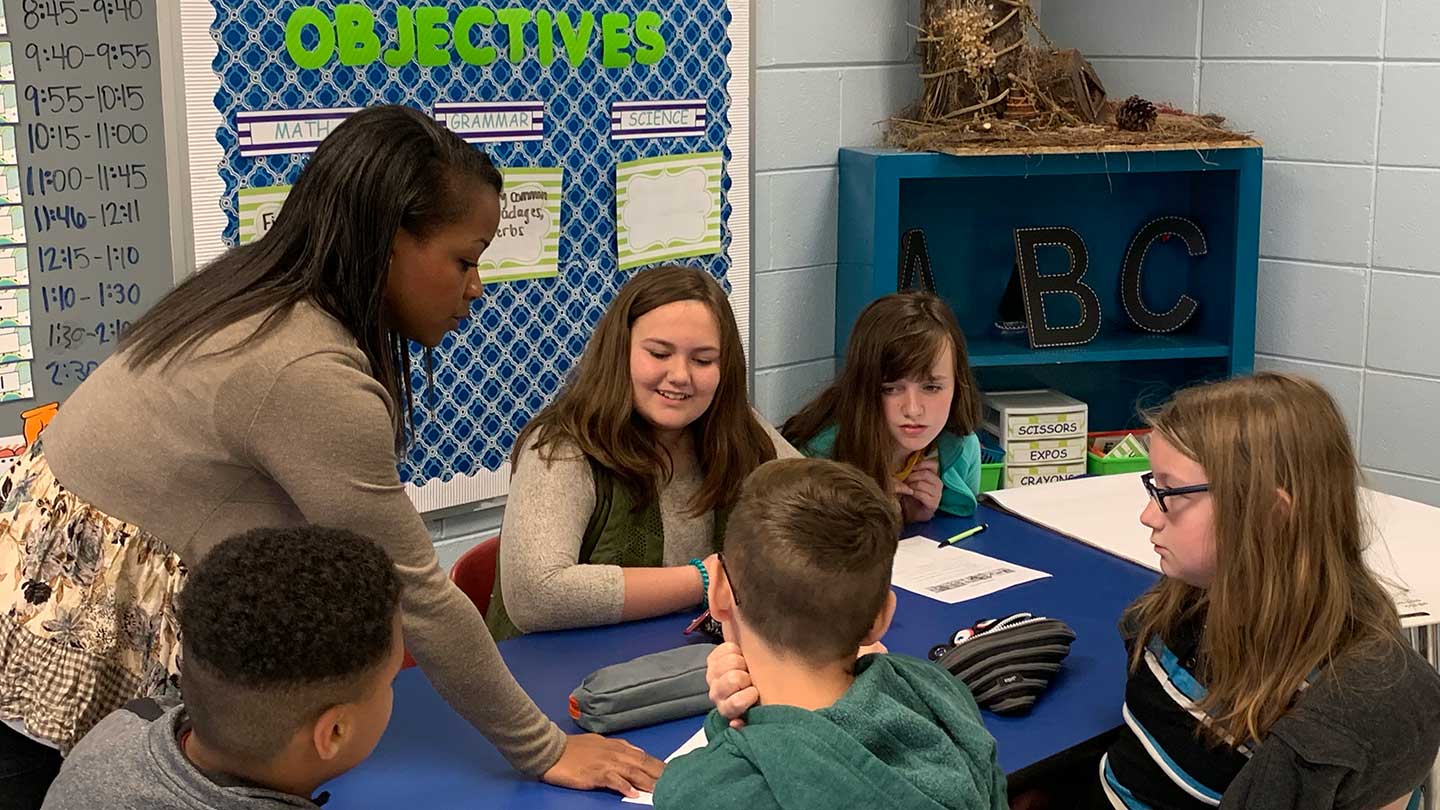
[311, 704, 349, 762]
[861, 590, 897, 646]
[710, 572, 737, 624]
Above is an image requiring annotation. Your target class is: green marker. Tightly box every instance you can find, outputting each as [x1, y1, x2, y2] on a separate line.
[945, 524, 988, 545]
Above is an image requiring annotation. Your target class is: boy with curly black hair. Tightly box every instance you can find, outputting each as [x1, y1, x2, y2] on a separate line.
[43, 525, 403, 809]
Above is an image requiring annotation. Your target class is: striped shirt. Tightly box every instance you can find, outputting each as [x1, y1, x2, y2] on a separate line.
[1101, 616, 1248, 809]
[1099, 612, 1440, 810]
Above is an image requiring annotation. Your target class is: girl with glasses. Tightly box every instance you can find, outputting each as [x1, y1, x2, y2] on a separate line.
[1096, 372, 1440, 810]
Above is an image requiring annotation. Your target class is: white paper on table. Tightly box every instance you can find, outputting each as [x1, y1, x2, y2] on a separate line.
[622, 726, 708, 805]
[983, 473, 1440, 628]
[890, 536, 1050, 604]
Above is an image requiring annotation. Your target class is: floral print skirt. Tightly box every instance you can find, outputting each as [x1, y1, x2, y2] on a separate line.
[0, 441, 185, 753]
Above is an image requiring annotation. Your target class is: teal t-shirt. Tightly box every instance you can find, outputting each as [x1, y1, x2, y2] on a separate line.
[800, 424, 982, 517]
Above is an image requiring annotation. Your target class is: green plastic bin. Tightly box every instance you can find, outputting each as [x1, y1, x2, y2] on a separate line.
[1086, 429, 1151, 476]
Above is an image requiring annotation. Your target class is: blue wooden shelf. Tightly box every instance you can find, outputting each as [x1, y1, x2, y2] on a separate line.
[967, 334, 1233, 368]
[835, 144, 1263, 429]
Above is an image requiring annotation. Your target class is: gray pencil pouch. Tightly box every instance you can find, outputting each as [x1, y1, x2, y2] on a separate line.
[568, 643, 716, 733]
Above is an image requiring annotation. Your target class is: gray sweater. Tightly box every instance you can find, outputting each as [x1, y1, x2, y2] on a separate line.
[498, 422, 799, 633]
[43, 700, 324, 810]
[43, 302, 564, 774]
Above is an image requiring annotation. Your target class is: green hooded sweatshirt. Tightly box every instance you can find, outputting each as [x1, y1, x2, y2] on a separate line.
[654, 653, 1007, 810]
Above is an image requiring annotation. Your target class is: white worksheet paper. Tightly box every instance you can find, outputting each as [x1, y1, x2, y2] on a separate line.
[621, 726, 708, 805]
[890, 536, 1051, 604]
[983, 473, 1440, 628]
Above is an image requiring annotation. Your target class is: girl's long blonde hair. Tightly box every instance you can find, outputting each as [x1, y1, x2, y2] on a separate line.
[1126, 373, 1401, 746]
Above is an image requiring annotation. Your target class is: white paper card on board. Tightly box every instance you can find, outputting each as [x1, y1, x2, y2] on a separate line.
[234, 107, 358, 158]
[616, 152, 722, 270]
[611, 99, 707, 141]
[0, 289, 27, 326]
[0, 360, 31, 402]
[891, 537, 1050, 604]
[0, 165, 18, 203]
[434, 100, 546, 145]
[0, 327, 28, 362]
[476, 167, 562, 283]
[0, 205, 25, 244]
[238, 184, 292, 245]
[622, 726, 708, 805]
[0, 247, 25, 287]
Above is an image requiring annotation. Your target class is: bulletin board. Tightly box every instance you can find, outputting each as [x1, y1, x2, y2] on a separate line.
[183, 0, 752, 511]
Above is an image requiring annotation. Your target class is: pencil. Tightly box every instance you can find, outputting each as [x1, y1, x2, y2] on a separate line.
[944, 524, 988, 545]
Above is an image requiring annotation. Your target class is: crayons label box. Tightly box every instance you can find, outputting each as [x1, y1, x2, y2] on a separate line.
[1004, 460, 1087, 489]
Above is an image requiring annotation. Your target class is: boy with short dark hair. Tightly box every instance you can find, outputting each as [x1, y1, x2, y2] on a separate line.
[43, 526, 403, 809]
[655, 458, 1007, 810]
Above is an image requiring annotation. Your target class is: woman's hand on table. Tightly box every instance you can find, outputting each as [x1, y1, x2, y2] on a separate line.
[542, 733, 665, 798]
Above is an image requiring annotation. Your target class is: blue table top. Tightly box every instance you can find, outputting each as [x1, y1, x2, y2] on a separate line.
[324, 504, 1158, 808]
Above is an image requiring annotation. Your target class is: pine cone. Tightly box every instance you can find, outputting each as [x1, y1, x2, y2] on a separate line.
[1116, 95, 1158, 131]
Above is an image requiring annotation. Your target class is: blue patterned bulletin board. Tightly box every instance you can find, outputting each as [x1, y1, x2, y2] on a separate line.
[208, 1, 741, 509]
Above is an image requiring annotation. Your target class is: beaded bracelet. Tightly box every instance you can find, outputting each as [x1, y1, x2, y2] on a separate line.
[689, 558, 709, 607]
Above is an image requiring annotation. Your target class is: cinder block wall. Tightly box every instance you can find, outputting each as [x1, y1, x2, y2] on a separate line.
[1042, 1, 1440, 506]
[749, 0, 923, 422]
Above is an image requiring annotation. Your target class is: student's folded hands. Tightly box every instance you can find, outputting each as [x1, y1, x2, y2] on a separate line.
[895, 459, 942, 524]
[542, 733, 665, 798]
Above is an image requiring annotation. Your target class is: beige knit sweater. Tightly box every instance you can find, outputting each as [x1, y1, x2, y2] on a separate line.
[44, 301, 566, 775]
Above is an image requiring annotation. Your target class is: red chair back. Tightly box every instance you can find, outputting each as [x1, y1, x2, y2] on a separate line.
[450, 534, 501, 615]
[402, 534, 501, 670]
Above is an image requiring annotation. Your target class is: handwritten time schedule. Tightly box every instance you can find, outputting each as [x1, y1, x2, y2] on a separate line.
[0, 0, 172, 439]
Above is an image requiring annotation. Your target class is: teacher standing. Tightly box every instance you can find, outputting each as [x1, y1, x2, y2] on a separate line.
[0, 105, 660, 809]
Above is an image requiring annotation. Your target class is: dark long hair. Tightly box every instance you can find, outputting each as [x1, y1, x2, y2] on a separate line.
[515, 266, 776, 516]
[783, 292, 981, 493]
[120, 105, 503, 442]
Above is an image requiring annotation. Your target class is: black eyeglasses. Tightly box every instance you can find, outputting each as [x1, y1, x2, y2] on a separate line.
[1141, 472, 1210, 513]
[717, 552, 740, 606]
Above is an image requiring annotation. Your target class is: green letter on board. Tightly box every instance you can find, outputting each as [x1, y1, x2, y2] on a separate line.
[415, 6, 452, 67]
[495, 8, 532, 64]
[535, 9, 555, 66]
[382, 6, 416, 67]
[601, 12, 632, 69]
[454, 6, 498, 66]
[285, 6, 335, 69]
[634, 10, 664, 65]
[335, 4, 380, 66]
[555, 10, 595, 68]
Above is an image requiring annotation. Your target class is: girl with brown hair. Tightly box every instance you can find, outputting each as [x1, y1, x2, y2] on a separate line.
[486, 265, 797, 641]
[783, 292, 984, 521]
[1098, 372, 1440, 809]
